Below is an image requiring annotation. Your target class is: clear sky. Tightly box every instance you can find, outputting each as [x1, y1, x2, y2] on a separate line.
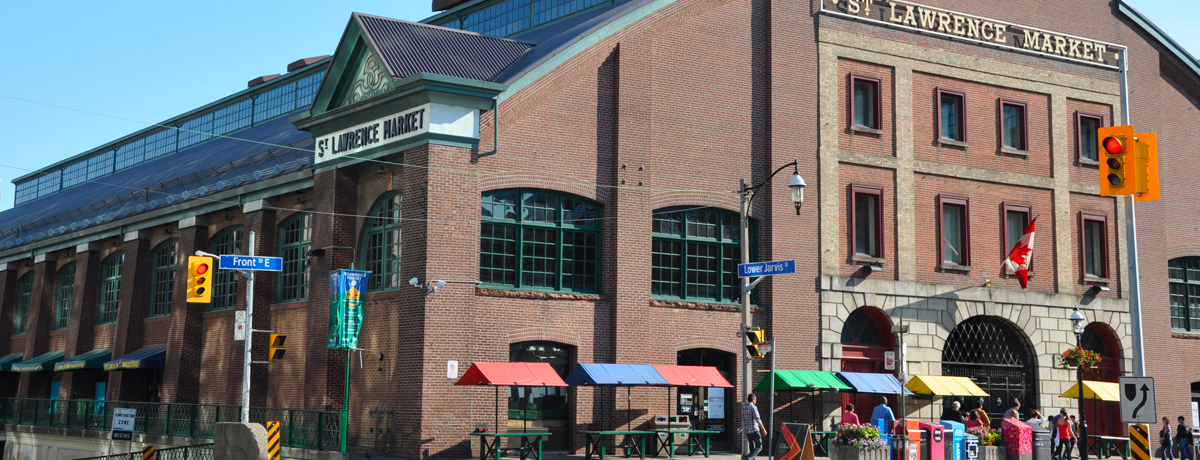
[0, 0, 1196, 212]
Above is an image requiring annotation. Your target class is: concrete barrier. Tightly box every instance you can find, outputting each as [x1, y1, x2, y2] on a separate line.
[215, 422, 270, 460]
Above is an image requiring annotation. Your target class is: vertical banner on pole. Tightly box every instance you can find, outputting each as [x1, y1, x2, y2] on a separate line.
[327, 270, 369, 350]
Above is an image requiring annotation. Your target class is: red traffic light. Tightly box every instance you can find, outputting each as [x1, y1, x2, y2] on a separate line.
[195, 263, 209, 275]
[1102, 136, 1123, 155]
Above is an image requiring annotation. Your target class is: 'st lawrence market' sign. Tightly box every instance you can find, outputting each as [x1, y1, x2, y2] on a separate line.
[822, 0, 1124, 67]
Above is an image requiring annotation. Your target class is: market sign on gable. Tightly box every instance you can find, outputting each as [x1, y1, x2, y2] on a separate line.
[822, 0, 1124, 67]
[312, 102, 480, 165]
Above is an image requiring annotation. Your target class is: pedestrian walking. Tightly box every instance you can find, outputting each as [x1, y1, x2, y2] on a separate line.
[966, 411, 983, 430]
[1005, 400, 1022, 420]
[1054, 409, 1072, 460]
[1163, 416, 1176, 460]
[841, 404, 860, 426]
[872, 396, 896, 428]
[943, 401, 964, 423]
[975, 403, 993, 428]
[742, 393, 767, 460]
[1177, 416, 1194, 460]
[1029, 410, 1047, 427]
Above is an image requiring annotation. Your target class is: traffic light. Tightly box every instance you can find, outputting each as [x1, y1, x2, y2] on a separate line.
[268, 334, 287, 361]
[186, 256, 213, 303]
[1133, 132, 1160, 202]
[1097, 125, 1134, 196]
[745, 328, 768, 359]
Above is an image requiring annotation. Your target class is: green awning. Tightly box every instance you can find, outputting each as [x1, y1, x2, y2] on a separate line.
[754, 370, 853, 392]
[53, 349, 112, 372]
[0, 353, 23, 372]
[12, 350, 65, 372]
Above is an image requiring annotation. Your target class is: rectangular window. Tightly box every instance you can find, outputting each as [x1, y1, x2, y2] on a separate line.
[651, 209, 753, 303]
[1169, 258, 1200, 332]
[1000, 100, 1028, 151]
[939, 196, 970, 267]
[1077, 112, 1103, 162]
[55, 264, 75, 330]
[278, 214, 312, 302]
[851, 74, 881, 130]
[937, 89, 966, 142]
[1003, 204, 1031, 274]
[1081, 212, 1109, 279]
[14, 275, 33, 335]
[99, 253, 124, 325]
[852, 185, 884, 258]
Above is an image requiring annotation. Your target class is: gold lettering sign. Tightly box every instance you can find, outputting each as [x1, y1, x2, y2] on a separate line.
[827, 0, 1122, 67]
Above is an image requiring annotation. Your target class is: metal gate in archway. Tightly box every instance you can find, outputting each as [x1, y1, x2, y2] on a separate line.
[941, 316, 1038, 422]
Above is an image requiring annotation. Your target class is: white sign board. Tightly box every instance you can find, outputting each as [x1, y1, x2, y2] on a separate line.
[447, 360, 458, 379]
[708, 387, 725, 419]
[884, 351, 896, 370]
[234, 322, 246, 341]
[235, 311, 246, 322]
[313, 103, 481, 165]
[1119, 376, 1157, 424]
[1192, 401, 1198, 427]
[111, 408, 136, 440]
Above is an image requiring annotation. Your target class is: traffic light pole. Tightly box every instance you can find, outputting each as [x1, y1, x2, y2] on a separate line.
[1118, 48, 1146, 378]
[242, 231, 256, 423]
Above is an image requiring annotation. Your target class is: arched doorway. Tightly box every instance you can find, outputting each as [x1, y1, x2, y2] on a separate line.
[678, 348, 736, 451]
[840, 307, 896, 424]
[942, 316, 1038, 423]
[1081, 323, 1122, 437]
[510, 341, 574, 451]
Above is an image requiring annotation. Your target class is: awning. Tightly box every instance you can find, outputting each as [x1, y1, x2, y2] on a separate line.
[454, 362, 568, 386]
[837, 372, 913, 395]
[103, 344, 167, 371]
[11, 350, 65, 372]
[53, 349, 112, 372]
[652, 365, 733, 388]
[0, 353, 23, 372]
[906, 375, 989, 396]
[754, 370, 853, 392]
[1060, 380, 1120, 401]
[564, 363, 669, 386]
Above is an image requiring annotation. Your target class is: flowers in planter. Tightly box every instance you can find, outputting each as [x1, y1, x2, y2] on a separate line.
[833, 423, 887, 450]
[1058, 346, 1101, 369]
[967, 425, 1002, 446]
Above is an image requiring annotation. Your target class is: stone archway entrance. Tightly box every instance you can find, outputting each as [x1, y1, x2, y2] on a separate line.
[942, 316, 1038, 422]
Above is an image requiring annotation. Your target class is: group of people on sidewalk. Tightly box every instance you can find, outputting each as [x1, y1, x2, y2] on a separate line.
[1157, 416, 1196, 460]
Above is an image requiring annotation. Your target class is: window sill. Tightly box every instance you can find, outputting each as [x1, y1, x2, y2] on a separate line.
[650, 299, 755, 313]
[999, 147, 1029, 157]
[850, 125, 884, 136]
[1079, 157, 1100, 167]
[851, 255, 885, 265]
[1083, 277, 1110, 286]
[1171, 331, 1200, 339]
[937, 138, 968, 149]
[1003, 268, 1035, 279]
[940, 264, 973, 274]
[476, 288, 602, 301]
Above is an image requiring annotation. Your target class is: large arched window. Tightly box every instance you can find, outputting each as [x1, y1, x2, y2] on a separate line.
[210, 226, 243, 311]
[480, 190, 601, 293]
[99, 252, 124, 324]
[942, 316, 1037, 421]
[278, 214, 312, 302]
[361, 193, 402, 291]
[55, 263, 76, 330]
[651, 207, 754, 303]
[149, 240, 178, 317]
[1169, 257, 1200, 332]
[14, 273, 33, 334]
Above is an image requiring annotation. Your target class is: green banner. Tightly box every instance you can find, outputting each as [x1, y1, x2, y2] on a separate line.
[328, 269, 369, 350]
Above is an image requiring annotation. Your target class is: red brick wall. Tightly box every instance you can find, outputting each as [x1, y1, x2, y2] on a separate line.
[1067, 193, 1120, 298]
[1064, 98, 1114, 184]
[839, 164, 897, 279]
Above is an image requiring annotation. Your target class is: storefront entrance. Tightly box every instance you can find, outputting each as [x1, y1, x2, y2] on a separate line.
[510, 341, 573, 451]
[678, 348, 735, 451]
[1081, 323, 1122, 437]
[840, 307, 897, 426]
[942, 316, 1037, 423]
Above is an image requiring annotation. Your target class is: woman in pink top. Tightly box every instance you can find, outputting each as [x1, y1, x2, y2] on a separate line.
[841, 404, 861, 426]
[965, 411, 983, 429]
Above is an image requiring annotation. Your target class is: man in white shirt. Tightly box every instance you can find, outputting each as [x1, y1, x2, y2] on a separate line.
[1004, 400, 1021, 420]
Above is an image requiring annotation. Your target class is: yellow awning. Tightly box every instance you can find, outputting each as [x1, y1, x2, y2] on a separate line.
[1060, 381, 1120, 401]
[906, 375, 989, 396]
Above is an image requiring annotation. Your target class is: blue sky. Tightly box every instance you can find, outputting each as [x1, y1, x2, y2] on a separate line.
[0, 0, 1196, 212]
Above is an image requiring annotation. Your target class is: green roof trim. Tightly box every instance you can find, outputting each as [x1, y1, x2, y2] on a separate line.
[754, 370, 853, 392]
[1118, 1, 1200, 79]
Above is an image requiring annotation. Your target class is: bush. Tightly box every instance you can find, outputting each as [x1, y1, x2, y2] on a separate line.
[967, 426, 1002, 446]
[833, 423, 887, 450]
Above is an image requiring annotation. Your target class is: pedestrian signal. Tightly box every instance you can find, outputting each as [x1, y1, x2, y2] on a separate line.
[186, 256, 213, 303]
[268, 333, 287, 361]
[745, 328, 768, 358]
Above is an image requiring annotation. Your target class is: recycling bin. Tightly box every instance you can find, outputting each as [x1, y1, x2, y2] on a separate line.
[920, 422, 946, 460]
[1025, 422, 1052, 460]
[964, 434, 979, 460]
[895, 421, 923, 460]
[1002, 419, 1032, 460]
[653, 415, 691, 455]
[941, 420, 966, 460]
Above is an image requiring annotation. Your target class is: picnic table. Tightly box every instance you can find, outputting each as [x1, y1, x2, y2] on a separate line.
[473, 432, 552, 460]
[581, 430, 657, 460]
[1088, 435, 1130, 460]
[653, 429, 722, 458]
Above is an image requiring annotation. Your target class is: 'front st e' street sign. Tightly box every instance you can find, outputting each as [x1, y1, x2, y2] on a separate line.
[219, 255, 283, 272]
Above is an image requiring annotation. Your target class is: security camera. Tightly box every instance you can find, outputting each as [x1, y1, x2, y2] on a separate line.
[736, 330, 744, 337]
[409, 277, 420, 287]
[434, 280, 446, 288]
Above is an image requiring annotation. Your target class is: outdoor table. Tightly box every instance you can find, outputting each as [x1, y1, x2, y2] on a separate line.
[653, 429, 722, 458]
[811, 431, 836, 457]
[581, 430, 657, 460]
[473, 432, 552, 460]
[1088, 435, 1130, 460]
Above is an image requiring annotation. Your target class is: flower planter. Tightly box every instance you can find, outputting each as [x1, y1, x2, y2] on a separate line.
[831, 444, 889, 460]
[979, 445, 1004, 460]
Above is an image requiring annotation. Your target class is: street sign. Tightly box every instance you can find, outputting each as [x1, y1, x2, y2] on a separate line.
[235, 311, 246, 322]
[1120, 376, 1157, 424]
[757, 341, 774, 355]
[738, 260, 796, 278]
[112, 408, 136, 440]
[234, 322, 246, 341]
[884, 351, 896, 370]
[219, 255, 282, 272]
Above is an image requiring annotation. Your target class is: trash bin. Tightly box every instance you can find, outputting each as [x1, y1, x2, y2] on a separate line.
[653, 415, 690, 455]
[1025, 422, 1051, 460]
[1002, 419, 1032, 460]
[895, 421, 923, 460]
[920, 422, 946, 460]
[942, 421, 965, 460]
[964, 435, 979, 460]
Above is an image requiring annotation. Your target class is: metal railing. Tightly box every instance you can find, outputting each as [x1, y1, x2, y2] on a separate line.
[5, 398, 340, 451]
[71, 443, 213, 460]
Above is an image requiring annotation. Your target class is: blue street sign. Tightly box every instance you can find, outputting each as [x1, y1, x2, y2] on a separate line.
[737, 260, 796, 278]
[219, 255, 283, 272]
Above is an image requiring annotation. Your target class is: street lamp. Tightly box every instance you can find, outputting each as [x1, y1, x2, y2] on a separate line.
[1071, 307, 1089, 460]
[739, 160, 806, 454]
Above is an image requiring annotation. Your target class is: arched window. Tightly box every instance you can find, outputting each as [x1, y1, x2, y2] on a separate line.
[210, 226, 243, 311]
[55, 263, 76, 330]
[150, 240, 178, 317]
[14, 273, 33, 334]
[942, 316, 1037, 421]
[278, 214, 312, 302]
[480, 190, 601, 293]
[1169, 257, 1200, 332]
[652, 207, 754, 303]
[841, 309, 885, 346]
[99, 253, 124, 324]
[361, 193, 402, 291]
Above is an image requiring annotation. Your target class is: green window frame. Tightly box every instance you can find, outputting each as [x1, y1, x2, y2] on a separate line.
[99, 253, 124, 325]
[149, 240, 177, 317]
[14, 273, 33, 335]
[1169, 257, 1200, 332]
[651, 207, 755, 304]
[361, 193, 403, 291]
[55, 263, 75, 330]
[479, 190, 601, 294]
[210, 226, 243, 311]
[278, 214, 312, 302]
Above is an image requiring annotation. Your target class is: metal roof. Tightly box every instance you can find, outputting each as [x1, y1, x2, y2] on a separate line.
[355, 13, 534, 82]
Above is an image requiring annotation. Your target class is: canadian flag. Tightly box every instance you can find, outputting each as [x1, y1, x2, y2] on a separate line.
[1003, 218, 1036, 289]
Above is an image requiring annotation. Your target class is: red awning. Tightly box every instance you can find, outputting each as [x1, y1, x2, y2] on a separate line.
[652, 365, 734, 387]
[454, 362, 568, 387]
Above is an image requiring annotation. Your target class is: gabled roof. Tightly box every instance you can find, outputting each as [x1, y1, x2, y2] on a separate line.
[1118, 1, 1200, 81]
[355, 13, 533, 82]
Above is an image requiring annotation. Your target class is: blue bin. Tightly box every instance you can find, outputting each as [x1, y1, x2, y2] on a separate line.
[941, 420, 966, 460]
[882, 434, 896, 457]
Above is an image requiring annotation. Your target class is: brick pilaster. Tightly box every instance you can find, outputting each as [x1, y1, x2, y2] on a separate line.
[17, 254, 59, 398]
[305, 169, 358, 410]
[107, 232, 153, 402]
[0, 263, 21, 399]
[161, 218, 209, 403]
[60, 243, 104, 400]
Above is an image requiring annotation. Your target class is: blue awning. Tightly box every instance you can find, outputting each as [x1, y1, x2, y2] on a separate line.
[564, 363, 669, 386]
[12, 350, 65, 372]
[103, 344, 167, 371]
[837, 372, 913, 395]
[0, 353, 23, 372]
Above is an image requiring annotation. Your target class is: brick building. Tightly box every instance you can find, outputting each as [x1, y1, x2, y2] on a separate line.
[1, 0, 1199, 458]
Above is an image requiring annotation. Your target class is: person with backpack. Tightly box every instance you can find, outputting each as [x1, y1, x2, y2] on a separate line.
[1177, 416, 1194, 460]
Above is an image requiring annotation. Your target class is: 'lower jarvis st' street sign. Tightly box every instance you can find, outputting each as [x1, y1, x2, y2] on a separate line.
[737, 260, 796, 278]
[219, 255, 283, 271]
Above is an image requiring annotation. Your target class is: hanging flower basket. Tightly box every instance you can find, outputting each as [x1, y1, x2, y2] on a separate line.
[1058, 346, 1101, 370]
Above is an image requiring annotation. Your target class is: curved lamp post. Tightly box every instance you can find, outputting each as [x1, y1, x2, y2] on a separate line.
[1071, 307, 1089, 460]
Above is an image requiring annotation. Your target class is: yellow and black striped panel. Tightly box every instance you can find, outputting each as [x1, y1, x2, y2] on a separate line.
[1130, 424, 1150, 460]
[141, 446, 155, 460]
[266, 421, 281, 460]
